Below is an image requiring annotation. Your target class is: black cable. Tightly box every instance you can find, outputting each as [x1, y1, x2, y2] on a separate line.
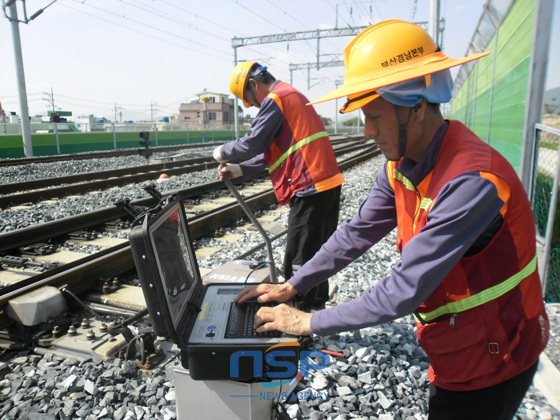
[244, 263, 267, 285]
[61, 288, 101, 317]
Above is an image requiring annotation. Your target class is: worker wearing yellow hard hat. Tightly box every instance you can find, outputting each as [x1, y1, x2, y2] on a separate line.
[236, 19, 548, 419]
[312, 19, 489, 112]
[215, 61, 344, 311]
[309, 19, 489, 159]
[229, 61, 265, 108]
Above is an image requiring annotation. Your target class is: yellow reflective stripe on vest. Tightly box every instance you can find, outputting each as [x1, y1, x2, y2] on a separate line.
[268, 131, 328, 174]
[420, 197, 433, 211]
[416, 254, 537, 323]
[392, 168, 432, 209]
[393, 168, 415, 191]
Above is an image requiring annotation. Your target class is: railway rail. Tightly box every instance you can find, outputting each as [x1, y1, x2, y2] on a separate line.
[0, 133, 361, 168]
[0, 135, 366, 208]
[0, 143, 219, 167]
[0, 138, 379, 363]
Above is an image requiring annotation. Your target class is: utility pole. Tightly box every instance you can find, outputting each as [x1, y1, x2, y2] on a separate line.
[231, 25, 371, 137]
[43, 88, 55, 113]
[150, 101, 159, 146]
[150, 101, 159, 122]
[3, 0, 57, 157]
[290, 59, 344, 89]
[233, 48, 239, 138]
[429, 0, 441, 46]
[4, 0, 33, 157]
[114, 103, 122, 123]
[334, 78, 344, 134]
[50, 87, 55, 112]
[231, 23, 429, 137]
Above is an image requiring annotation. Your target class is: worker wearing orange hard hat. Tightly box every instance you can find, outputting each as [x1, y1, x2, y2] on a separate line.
[213, 61, 344, 311]
[236, 20, 549, 419]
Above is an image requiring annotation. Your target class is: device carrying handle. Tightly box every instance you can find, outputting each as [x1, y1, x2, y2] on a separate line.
[221, 168, 278, 283]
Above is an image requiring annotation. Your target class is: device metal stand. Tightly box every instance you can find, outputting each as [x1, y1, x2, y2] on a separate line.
[222, 171, 278, 283]
[174, 366, 276, 420]
[174, 173, 284, 419]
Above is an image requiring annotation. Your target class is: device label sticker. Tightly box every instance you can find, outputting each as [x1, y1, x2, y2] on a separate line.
[199, 302, 208, 320]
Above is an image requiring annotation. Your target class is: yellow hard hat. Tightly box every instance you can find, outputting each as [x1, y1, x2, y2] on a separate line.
[310, 19, 490, 113]
[229, 61, 258, 108]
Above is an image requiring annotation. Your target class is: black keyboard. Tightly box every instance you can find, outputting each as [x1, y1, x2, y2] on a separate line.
[225, 301, 281, 338]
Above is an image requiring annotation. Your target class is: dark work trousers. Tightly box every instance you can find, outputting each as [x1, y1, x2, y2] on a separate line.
[283, 185, 341, 311]
[428, 361, 539, 420]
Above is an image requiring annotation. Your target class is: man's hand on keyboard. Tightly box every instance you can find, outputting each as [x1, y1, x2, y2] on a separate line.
[254, 304, 313, 336]
[234, 282, 297, 305]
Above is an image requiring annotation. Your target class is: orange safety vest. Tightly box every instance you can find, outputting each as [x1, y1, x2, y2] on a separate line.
[264, 82, 344, 206]
[387, 121, 549, 391]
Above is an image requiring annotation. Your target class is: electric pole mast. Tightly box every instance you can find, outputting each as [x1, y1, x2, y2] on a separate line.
[43, 88, 55, 113]
[3, 0, 58, 157]
[114, 103, 123, 123]
[231, 26, 370, 137]
[4, 0, 33, 157]
[150, 101, 159, 122]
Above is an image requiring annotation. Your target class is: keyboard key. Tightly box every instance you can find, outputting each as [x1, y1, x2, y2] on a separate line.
[225, 301, 281, 338]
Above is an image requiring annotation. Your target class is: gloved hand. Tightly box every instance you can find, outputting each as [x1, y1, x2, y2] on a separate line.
[213, 145, 227, 163]
[219, 163, 242, 180]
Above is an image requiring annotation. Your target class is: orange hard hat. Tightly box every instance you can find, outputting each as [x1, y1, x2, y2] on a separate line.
[310, 19, 490, 113]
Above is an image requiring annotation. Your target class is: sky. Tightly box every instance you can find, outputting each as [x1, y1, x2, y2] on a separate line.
[0, 0, 546, 123]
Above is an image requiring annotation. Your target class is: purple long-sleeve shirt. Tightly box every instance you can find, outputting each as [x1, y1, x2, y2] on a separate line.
[220, 81, 318, 197]
[220, 81, 283, 177]
[289, 121, 506, 335]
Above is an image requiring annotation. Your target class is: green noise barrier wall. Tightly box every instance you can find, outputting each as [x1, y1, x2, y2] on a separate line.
[449, 0, 559, 303]
[448, 0, 535, 173]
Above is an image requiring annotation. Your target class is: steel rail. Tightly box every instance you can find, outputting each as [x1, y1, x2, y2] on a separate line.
[0, 133, 361, 167]
[0, 144, 379, 309]
[0, 156, 215, 195]
[0, 142, 377, 254]
[0, 143, 221, 167]
[1, 140, 365, 197]
[0, 138, 367, 208]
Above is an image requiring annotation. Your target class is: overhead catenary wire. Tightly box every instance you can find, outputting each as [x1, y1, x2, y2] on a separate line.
[65, 0, 296, 78]
[3, 0, 383, 120]
[156, 0, 274, 60]
[62, 0, 232, 61]
[122, 0, 230, 43]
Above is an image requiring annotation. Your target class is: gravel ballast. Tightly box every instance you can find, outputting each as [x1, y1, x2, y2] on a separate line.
[0, 151, 559, 419]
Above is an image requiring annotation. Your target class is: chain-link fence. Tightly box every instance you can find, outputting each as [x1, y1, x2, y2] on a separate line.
[531, 123, 560, 303]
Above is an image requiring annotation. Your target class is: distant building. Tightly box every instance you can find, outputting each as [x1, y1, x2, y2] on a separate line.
[178, 90, 237, 125]
[0, 101, 6, 123]
[72, 115, 105, 132]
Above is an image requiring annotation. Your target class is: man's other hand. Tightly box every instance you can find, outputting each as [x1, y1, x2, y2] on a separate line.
[219, 163, 242, 180]
[213, 145, 227, 163]
[254, 304, 313, 336]
[235, 282, 298, 305]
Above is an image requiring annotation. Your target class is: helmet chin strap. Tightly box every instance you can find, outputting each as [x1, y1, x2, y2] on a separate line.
[247, 81, 261, 108]
[394, 105, 414, 159]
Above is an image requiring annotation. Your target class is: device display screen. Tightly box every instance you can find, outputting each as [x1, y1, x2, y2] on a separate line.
[149, 203, 197, 329]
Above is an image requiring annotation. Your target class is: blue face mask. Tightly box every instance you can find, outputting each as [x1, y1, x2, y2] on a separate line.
[377, 69, 453, 107]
